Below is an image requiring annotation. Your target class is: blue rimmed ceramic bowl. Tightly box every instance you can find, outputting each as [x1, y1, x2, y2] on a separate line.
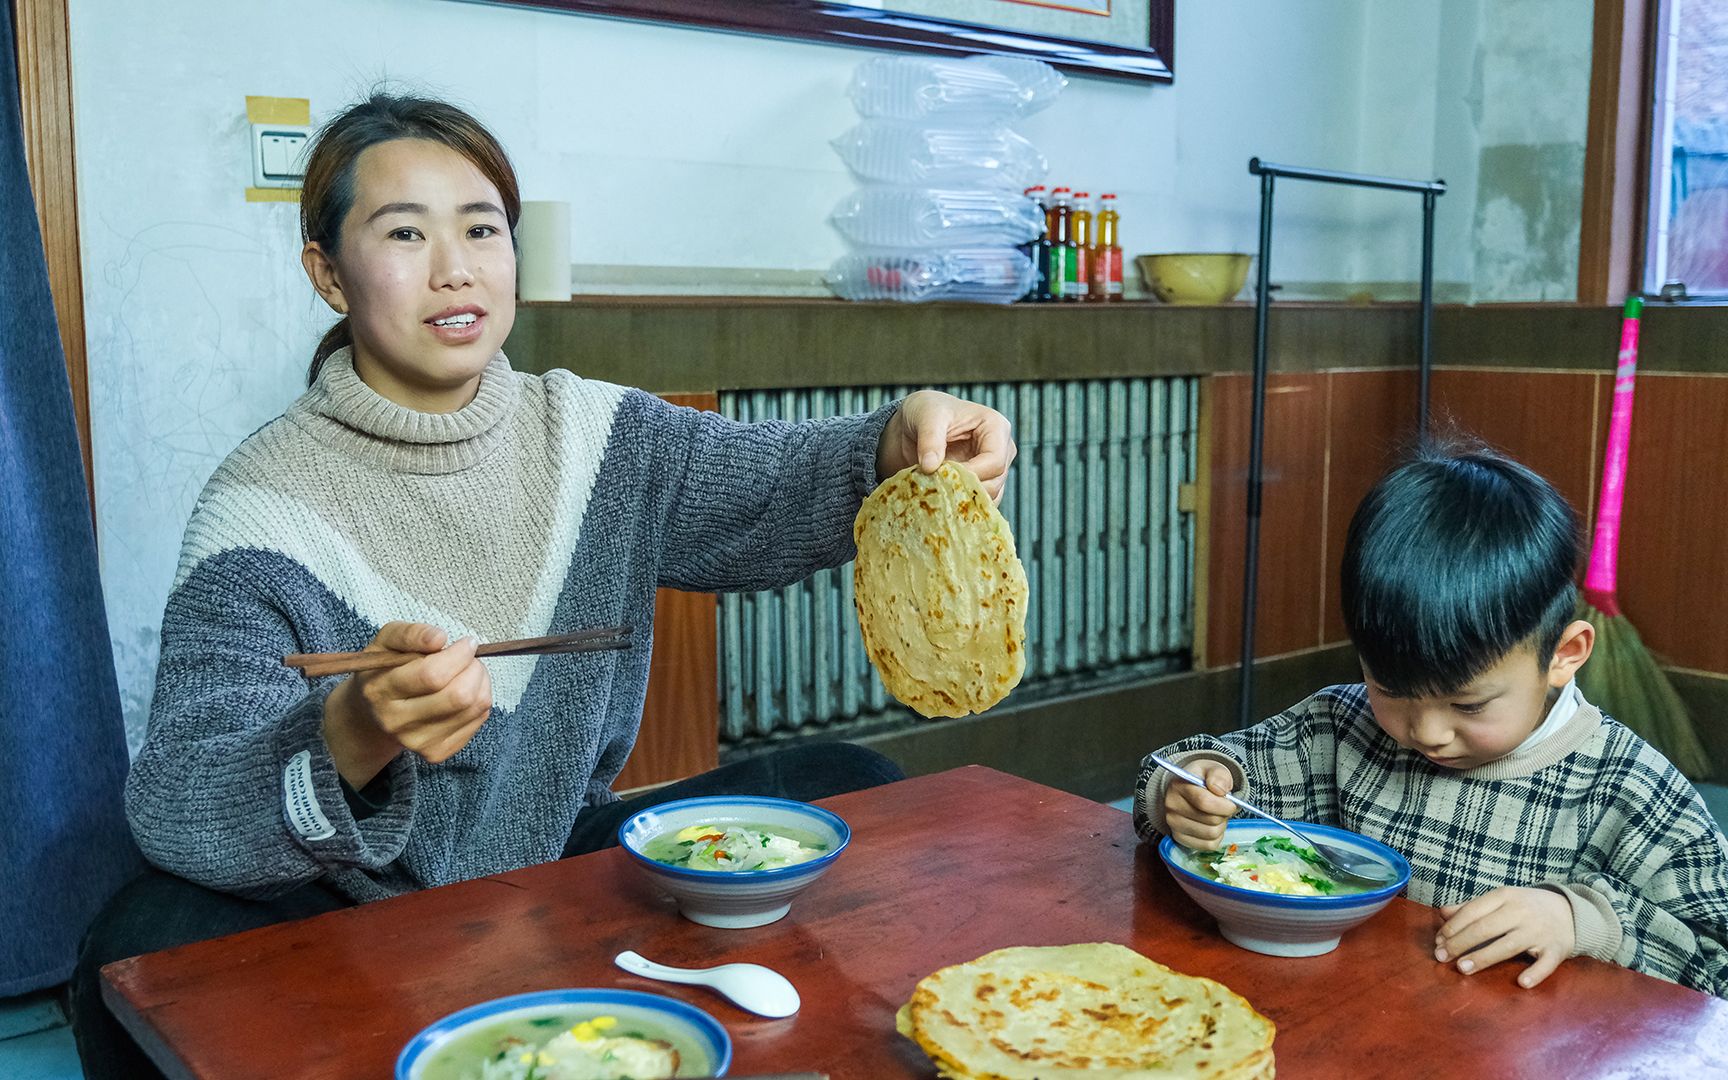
[619, 795, 850, 928]
[395, 987, 731, 1079]
[1158, 820, 1411, 957]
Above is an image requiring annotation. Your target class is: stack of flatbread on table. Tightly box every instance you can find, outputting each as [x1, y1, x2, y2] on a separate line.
[896, 943, 1275, 1079]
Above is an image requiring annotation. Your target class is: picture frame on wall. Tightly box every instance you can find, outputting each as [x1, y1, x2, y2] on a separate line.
[466, 0, 1174, 82]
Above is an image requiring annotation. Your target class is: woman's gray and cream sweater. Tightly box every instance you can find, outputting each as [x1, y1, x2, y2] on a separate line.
[1135, 684, 1728, 997]
[125, 350, 896, 903]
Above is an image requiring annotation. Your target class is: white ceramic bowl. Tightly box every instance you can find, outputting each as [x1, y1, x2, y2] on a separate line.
[1158, 820, 1411, 957]
[619, 796, 850, 929]
[395, 987, 731, 1079]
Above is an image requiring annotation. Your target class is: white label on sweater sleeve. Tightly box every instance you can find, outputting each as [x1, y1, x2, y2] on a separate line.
[284, 750, 336, 841]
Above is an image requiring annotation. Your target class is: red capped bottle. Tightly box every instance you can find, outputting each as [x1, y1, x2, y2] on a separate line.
[1069, 191, 1093, 303]
[1091, 193, 1123, 302]
[1046, 186, 1073, 302]
[1021, 185, 1052, 302]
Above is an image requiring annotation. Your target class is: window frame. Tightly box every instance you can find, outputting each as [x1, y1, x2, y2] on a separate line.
[1579, 0, 1655, 306]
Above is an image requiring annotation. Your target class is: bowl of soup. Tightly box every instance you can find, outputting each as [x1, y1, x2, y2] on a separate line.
[1158, 820, 1411, 957]
[396, 987, 731, 1079]
[619, 795, 850, 928]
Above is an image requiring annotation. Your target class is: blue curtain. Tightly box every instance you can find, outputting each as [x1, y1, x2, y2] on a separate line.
[1, 2, 140, 995]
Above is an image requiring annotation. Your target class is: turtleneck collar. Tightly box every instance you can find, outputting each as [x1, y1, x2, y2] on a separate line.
[292, 347, 520, 474]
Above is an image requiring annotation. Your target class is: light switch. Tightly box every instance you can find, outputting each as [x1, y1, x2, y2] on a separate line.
[261, 136, 290, 176]
[251, 123, 313, 188]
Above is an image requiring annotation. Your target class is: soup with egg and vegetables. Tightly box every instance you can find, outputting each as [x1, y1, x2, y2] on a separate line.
[640, 822, 829, 872]
[1185, 836, 1373, 897]
[419, 1012, 708, 1080]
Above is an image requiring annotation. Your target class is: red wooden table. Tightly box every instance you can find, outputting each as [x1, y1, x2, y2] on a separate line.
[103, 766, 1728, 1079]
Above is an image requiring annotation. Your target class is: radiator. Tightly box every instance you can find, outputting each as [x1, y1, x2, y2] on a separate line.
[717, 377, 1200, 744]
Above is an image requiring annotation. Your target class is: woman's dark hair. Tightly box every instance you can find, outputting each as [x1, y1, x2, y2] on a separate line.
[1340, 440, 1582, 697]
[300, 93, 521, 384]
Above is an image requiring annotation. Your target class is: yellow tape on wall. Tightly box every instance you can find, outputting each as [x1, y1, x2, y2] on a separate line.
[245, 95, 309, 125]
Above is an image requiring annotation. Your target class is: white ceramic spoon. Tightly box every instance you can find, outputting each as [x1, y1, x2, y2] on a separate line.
[614, 950, 801, 1018]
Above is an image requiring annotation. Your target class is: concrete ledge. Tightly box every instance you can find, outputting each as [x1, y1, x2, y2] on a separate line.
[506, 301, 1728, 394]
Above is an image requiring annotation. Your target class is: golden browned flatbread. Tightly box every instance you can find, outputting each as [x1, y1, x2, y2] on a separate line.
[896, 943, 1275, 1079]
[853, 462, 1028, 719]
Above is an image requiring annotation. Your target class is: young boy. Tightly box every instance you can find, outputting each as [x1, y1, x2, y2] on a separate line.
[1136, 445, 1728, 997]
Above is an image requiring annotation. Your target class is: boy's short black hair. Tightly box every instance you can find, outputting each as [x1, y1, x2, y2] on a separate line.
[1340, 441, 1582, 697]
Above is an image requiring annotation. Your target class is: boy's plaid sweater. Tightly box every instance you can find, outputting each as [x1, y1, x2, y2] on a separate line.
[1135, 684, 1728, 997]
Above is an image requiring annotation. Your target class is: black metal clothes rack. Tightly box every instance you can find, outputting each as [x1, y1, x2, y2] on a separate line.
[1236, 158, 1448, 730]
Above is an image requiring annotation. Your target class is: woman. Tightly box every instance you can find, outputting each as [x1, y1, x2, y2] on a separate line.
[72, 93, 1015, 1076]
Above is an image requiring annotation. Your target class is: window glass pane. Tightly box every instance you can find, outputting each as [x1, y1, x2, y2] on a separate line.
[1652, 0, 1728, 297]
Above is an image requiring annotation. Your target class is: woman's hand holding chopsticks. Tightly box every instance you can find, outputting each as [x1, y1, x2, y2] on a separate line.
[319, 622, 494, 789]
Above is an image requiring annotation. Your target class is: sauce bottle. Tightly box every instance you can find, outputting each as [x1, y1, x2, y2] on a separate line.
[1069, 191, 1093, 303]
[1021, 185, 1052, 302]
[1091, 193, 1123, 302]
[1046, 187, 1073, 302]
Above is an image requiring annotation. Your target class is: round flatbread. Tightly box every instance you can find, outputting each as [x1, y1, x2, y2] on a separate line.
[896, 943, 1275, 1080]
[853, 461, 1029, 718]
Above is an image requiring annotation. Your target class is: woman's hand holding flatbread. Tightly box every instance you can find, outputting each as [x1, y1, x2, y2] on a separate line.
[876, 390, 1017, 501]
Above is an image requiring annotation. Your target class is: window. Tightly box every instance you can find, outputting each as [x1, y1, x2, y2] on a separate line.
[1645, 0, 1728, 299]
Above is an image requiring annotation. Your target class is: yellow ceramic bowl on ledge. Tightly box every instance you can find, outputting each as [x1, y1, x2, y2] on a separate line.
[1137, 253, 1252, 304]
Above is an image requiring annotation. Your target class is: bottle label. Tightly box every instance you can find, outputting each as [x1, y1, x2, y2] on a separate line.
[1098, 249, 1124, 296]
[1048, 247, 1072, 299]
[1074, 249, 1091, 298]
[1062, 247, 1083, 300]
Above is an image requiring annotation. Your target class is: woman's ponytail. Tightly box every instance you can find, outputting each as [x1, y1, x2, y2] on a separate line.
[308, 317, 353, 385]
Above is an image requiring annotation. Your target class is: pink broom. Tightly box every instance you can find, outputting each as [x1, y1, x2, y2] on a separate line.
[1576, 296, 1711, 779]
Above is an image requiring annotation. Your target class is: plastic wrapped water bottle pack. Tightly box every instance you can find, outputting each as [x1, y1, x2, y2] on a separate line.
[826, 248, 1036, 304]
[827, 55, 1065, 304]
[829, 187, 1045, 248]
[831, 121, 1048, 190]
[848, 55, 1066, 121]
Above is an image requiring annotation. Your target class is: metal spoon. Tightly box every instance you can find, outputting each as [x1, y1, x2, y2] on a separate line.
[614, 950, 801, 1018]
[1148, 752, 1398, 886]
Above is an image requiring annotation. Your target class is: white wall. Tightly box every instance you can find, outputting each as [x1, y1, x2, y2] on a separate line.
[1430, 0, 1488, 290]
[67, 0, 1564, 744]
[1466, 0, 1595, 300]
[1353, 0, 1447, 288]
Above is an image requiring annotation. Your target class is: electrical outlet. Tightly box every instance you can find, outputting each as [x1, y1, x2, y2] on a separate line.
[251, 123, 312, 189]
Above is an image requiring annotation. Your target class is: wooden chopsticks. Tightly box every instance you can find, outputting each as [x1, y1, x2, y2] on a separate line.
[283, 626, 634, 678]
